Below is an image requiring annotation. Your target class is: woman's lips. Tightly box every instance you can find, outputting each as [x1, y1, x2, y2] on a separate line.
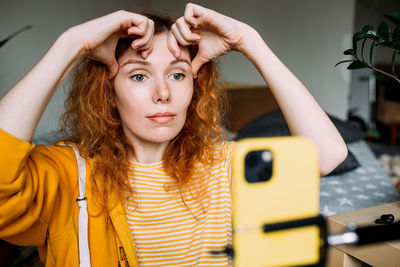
[147, 112, 176, 124]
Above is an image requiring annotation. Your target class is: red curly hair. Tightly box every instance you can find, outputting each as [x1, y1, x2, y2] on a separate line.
[61, 14, 226, 208]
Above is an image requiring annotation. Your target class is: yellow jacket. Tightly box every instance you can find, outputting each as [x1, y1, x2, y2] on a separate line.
[0, 129, 138, 266]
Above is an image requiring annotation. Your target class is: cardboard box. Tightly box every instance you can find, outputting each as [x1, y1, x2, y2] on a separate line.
[326, 201, 400, 267]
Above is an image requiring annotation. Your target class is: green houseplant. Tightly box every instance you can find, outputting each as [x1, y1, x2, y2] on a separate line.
[336, 11, 400, 84]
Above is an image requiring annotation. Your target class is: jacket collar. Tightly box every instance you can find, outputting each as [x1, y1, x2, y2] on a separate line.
[87, 156, 139, 267]
[108, 200, 138, 267]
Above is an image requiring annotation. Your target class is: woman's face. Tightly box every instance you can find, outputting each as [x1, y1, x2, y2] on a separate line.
[113, 33, 194, 147]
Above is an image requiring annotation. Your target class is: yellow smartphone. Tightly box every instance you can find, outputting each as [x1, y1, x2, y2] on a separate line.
[231, 137, 325, 267]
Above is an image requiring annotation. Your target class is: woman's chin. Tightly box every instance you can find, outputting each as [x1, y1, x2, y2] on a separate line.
[133, 130, 181, 145]
[151, 133, 180, 144]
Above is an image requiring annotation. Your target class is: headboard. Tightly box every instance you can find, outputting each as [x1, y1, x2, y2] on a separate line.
[221, 84, 278, 132]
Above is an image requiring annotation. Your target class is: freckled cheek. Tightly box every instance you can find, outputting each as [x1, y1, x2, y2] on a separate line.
[181, 83, 194, 104]
[114, 81, 148, 108]
[180, 91, 194, 113]
[114, 93, 147, 120]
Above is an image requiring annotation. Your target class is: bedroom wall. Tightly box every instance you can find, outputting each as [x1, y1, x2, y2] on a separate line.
[0, 0, 355, 140]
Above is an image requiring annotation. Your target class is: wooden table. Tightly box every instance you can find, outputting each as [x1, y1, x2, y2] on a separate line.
[326, 201, 400, 267]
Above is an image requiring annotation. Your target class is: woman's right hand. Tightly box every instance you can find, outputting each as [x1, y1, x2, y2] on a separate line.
[0, 10, 154, 141]
[68, 10, 154, 77]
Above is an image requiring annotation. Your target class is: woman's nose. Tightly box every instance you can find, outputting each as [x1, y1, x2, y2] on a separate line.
[153, 78, 171, 104]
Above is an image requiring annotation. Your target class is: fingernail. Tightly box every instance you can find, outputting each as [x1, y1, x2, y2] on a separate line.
[131, 41, 140, 50]
[132, 44, 141, 51]
[174, 49, 180, 58]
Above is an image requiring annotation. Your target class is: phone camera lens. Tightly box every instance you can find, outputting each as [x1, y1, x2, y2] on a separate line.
[258, 166, 272, 181]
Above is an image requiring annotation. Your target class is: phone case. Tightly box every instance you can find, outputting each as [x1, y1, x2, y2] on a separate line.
[231, 136, 322, 267]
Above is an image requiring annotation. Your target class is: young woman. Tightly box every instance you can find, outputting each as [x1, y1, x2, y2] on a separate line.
[0, 3, 347, 266]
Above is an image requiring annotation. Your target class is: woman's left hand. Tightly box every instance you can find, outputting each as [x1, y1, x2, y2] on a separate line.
[168, 3, 252, 75]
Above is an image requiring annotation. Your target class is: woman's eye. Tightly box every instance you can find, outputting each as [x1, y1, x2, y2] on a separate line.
[131, 74, 146, 82]
[171, 73, 185, 81]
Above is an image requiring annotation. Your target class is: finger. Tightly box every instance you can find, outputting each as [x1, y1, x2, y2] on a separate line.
[139, 39, 153, 58]
[109, 12, 151, 41]
[125, 13, 151, 36]
[175, 17, 201, 42]
[183, 3, 198, 27]
[138, 25, 154, 59]
[184, 3, 208, 27]
[141, 23, 155, 49]
[134, 28, 155, 60]
[107, 61, 119, 79]
[191, 56, 209, 78]
[170, 23, 193, 47]
[167, 31, 181, 58]
[184, 15, 198, 29]
[140, 45, 153, 59]
[131, 19, 154, 50]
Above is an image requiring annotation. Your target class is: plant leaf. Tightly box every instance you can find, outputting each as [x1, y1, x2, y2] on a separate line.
[366, 34, 380, 41]
[335, 60, 354, 67]
[392, 10, 400, 20]
[393, 40, 400, 50]
[392, 51, 397, 75]
[393, 25, 400, 41]
[344, 49, 356, 55]
[369, 40, 376, 64]
[347, 61, 369, 70]
[362, 25, 376, 36]
[354, 31, 366, 42]
[378, 22, 390, 41]
[385, 11, 400, 26]
[361, 38, 367, 61]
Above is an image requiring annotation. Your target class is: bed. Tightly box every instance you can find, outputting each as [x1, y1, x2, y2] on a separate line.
[223, 84, 400, 216]
[319, 140, 400, 216]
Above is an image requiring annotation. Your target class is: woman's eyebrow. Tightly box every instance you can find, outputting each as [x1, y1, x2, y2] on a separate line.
[171, 59, 191, 67]
[120, 58, 191, 69]
[120, 59, 149, 68]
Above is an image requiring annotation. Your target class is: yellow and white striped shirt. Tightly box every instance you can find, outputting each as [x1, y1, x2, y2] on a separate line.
[125, 141, 237, 266]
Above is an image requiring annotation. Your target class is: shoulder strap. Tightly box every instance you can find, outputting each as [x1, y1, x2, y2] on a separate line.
[71, 146, 92, 267]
